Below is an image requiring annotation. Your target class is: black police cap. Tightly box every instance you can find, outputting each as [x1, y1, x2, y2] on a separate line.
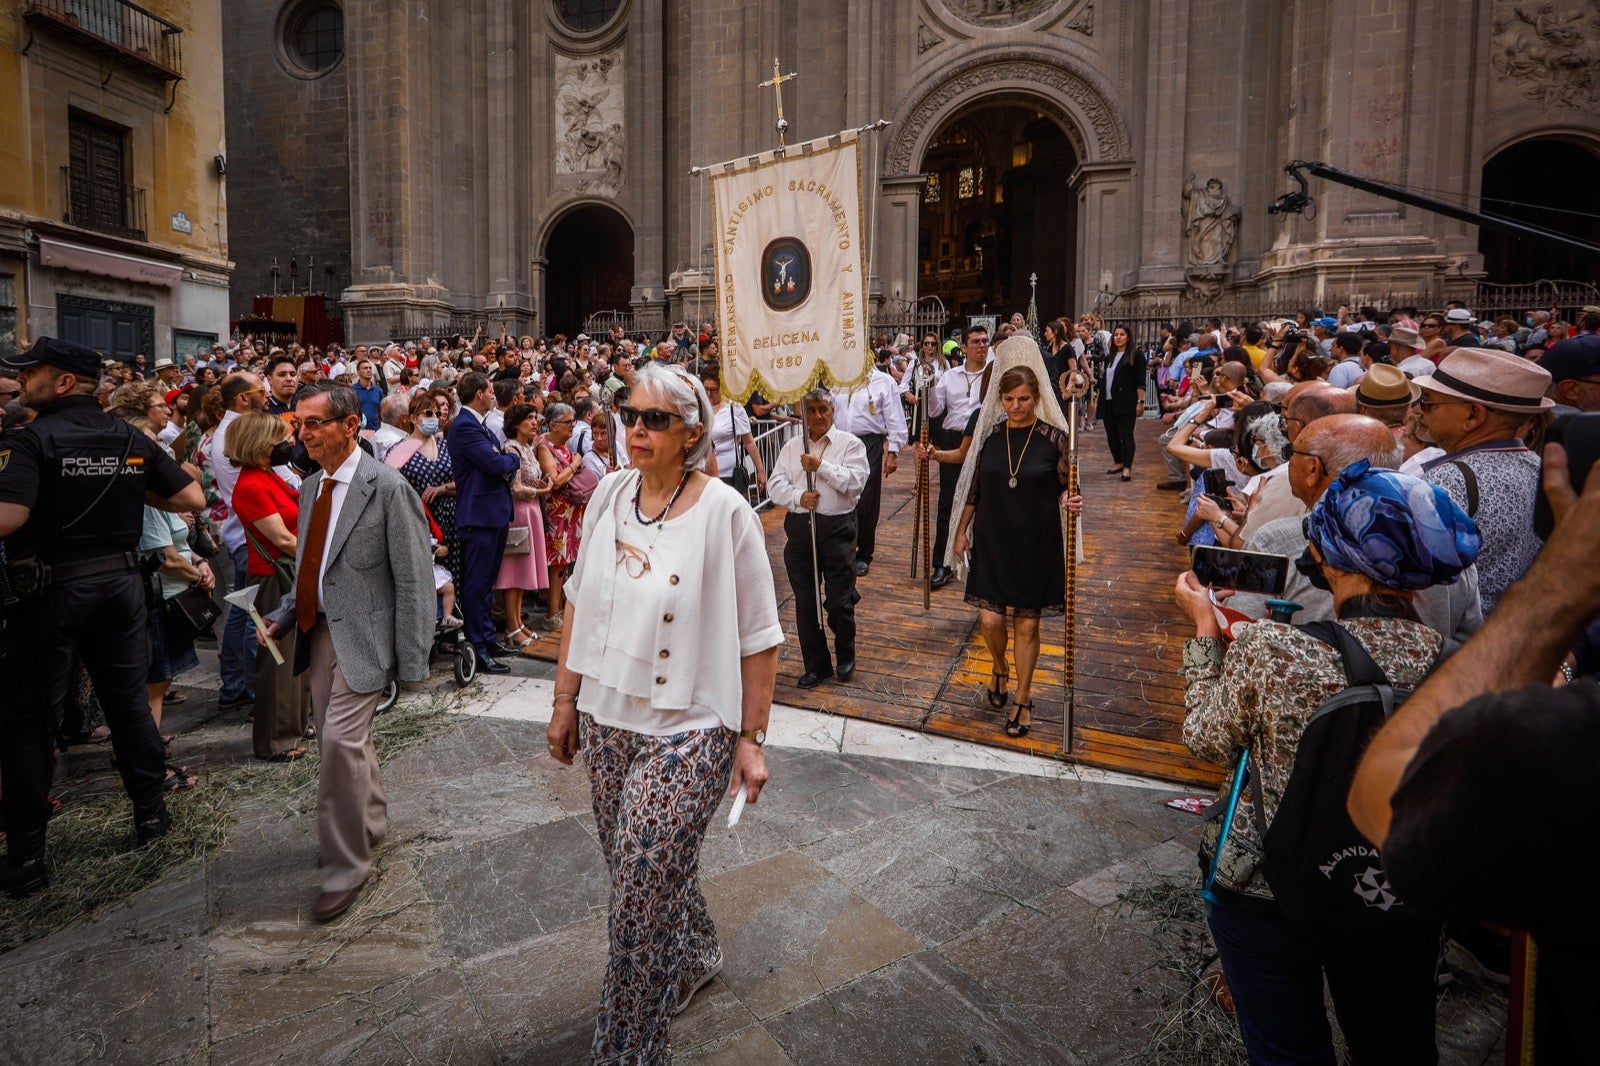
[1, 336, 104, 378]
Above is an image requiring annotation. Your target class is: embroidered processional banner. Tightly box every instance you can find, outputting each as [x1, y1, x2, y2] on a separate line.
[710, 129, 871, 404]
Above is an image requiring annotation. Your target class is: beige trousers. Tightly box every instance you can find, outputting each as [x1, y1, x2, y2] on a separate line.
[307, 623, 388, 893]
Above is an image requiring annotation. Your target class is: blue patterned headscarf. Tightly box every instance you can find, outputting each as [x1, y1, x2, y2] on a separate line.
[1306, 461, 1481, 591]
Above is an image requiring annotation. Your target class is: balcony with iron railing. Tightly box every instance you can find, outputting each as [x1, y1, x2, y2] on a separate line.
[61, 165, 148, 242]
[23, 0, 183, 81]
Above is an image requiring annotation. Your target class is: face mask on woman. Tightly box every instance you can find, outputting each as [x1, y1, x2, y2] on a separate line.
[419, 416, 441, 437]
[269, 440, 296, 467]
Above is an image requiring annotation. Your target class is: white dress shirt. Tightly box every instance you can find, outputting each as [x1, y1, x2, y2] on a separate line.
[928, 358, 993, 431]
[831, 368, 909, 454]
[766, 426, 870, 516]
[210, 409, 245, 552]
[313, 446, 365, 611]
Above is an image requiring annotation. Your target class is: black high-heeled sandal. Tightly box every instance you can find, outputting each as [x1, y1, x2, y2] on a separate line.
[986, 666, 1010, 709]
[1005, 700, 1033, 738]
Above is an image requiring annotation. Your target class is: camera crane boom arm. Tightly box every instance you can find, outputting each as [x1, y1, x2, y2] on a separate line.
[1268, 160, 1600, 260]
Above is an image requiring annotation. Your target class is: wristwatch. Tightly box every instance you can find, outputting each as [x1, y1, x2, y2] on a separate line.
[738, 728, 766, 746]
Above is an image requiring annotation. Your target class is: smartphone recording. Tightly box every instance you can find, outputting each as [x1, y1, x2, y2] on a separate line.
[1190, 546, 1291, 596]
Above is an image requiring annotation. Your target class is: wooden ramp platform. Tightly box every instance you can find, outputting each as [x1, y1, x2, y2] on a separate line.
[520, 417, 1224, 788]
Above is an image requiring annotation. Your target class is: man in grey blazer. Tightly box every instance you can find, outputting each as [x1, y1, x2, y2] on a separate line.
[264, 381, 435, 922]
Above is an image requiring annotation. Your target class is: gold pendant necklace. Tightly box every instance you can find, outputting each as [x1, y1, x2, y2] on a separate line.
[1005, 420, 1037, 489]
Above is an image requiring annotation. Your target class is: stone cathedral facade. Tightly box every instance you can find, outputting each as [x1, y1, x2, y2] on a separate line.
[223, 0, 1600, 341]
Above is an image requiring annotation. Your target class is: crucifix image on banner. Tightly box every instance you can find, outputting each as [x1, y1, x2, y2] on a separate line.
[711, 129, 871, 404]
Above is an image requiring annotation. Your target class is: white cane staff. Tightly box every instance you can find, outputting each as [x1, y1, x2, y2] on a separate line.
[1058, 369, 1090, 755]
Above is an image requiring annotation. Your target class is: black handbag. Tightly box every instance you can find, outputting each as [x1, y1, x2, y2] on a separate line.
[165, 584, 222, 638]
[187, 514, 221, 560]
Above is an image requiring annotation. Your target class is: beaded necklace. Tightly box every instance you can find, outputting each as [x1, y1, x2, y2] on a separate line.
[632, 469, 691, 529]
[620, 469, 692, 574]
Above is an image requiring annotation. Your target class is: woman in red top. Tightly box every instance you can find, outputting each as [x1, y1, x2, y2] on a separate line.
[224, 412, 309, 761]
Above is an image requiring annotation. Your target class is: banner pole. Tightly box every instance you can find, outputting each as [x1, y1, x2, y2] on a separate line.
[918, 364, 932, 611]
[1060, 370, 1088, 756]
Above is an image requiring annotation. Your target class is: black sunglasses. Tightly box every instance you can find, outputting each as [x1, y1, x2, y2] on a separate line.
[618, 405, 683, 431]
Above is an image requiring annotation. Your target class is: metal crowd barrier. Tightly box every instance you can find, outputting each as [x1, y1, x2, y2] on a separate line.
[743, 415, 801, 511]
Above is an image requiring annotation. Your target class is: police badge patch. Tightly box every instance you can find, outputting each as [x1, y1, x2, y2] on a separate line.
[760, 237, 812, 312]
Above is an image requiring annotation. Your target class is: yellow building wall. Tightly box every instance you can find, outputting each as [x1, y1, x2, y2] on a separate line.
[0, 0, 229, 269]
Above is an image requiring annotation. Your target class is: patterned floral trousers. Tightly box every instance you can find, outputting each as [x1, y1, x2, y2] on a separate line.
[581, 713, 736, 1066]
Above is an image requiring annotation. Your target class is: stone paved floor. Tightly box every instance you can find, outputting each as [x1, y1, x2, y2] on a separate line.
[0, 651, 1506, 1065]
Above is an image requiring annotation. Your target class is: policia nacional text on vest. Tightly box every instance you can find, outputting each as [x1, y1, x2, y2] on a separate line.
[0, 337, 202, 898]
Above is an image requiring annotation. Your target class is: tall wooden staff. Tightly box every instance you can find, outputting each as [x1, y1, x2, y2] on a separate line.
[1059, 369, 1089, 754]
[910, 362, 932, 610]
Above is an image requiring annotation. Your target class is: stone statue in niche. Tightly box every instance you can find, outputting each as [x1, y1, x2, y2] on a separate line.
[554, 52, 625, 192]
[944, 0, 1054, 25]
[1183, 173, 1241, 300]
[1490, 1, 1600, 110]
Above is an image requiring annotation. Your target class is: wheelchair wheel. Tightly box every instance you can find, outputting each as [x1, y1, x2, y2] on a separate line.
[453, 642, 477, 686]
[375, 678, 400, 715]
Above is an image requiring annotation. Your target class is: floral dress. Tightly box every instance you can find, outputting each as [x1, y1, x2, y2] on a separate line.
[400, 439, 463, 582]
[541, 440, 584, 567]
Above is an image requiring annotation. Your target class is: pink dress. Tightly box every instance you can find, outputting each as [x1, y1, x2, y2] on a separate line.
[496, 439, 551, 591]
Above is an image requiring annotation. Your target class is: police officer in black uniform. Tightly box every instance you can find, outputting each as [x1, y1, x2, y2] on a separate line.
[0, 337, 203, 897]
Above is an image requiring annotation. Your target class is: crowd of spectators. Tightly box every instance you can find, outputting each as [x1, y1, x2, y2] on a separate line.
[5, 294, 1597, 1057]
[1149, 300, 1600, 1061]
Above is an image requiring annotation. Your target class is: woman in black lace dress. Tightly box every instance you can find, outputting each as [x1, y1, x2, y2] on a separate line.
[952, 364, 1081, 737]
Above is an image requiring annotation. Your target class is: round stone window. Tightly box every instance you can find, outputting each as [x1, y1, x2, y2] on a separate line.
[284, 1, 344, 76]
[554, 0, 622, 34]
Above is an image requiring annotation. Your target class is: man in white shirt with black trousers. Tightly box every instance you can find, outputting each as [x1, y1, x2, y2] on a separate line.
[830, 349, 908, 576]
[923, 324, 994, 588]
[767, 389, 870, 689]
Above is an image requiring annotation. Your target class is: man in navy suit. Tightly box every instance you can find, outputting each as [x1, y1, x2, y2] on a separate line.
[448, 372, 520, 674]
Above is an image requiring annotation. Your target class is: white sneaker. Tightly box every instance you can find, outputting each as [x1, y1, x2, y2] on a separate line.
[672, 950, 723, 1015]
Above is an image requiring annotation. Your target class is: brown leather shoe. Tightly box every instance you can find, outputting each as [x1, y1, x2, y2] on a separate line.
[310, 880, 368, 923]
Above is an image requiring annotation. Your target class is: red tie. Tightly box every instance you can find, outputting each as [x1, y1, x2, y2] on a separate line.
[296, 479, 336, 633]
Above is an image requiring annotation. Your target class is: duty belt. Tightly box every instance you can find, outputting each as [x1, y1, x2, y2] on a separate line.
[5, 551, 141, 595]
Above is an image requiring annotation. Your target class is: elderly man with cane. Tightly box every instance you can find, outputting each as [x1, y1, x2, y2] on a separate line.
[767, 389, 869, 688]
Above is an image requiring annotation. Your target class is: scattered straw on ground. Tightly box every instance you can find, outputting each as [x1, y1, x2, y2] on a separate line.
[1117, 877, 1248, 1066]
[0, 690, 459, 955]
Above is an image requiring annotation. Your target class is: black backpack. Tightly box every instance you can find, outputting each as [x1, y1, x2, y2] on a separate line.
[1250, 621, 1418, 923]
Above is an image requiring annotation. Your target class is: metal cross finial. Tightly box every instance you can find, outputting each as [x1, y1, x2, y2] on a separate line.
[760, 57, 798, 147]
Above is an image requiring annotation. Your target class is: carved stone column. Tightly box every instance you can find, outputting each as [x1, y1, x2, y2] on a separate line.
[1072, 162, 1135, 313]
[878, 174, 927, 308]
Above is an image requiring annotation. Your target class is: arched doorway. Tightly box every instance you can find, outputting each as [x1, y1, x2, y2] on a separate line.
[918, 107, 1078, 325]
[1480, 138, 1600, 284]
[544, 204, 634, 337]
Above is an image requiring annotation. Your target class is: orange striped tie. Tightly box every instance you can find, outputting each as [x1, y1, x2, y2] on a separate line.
[295, 479, 335, 633]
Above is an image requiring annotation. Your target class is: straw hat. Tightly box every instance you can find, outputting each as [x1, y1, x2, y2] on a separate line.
[1387, 326, 1424, 351]
[1350, 363, 1421, 407]
[1412, 348, 1553, 413]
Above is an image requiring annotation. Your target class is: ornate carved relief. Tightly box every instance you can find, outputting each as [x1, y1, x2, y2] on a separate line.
[885, 54, 1131, 174]
[553, 50, 625, 193]
[1490, 1, 1600, 110]
[939, 0, 1056, 25]
[1065, 2, 1094, 36]
[917, 18, 944, 53]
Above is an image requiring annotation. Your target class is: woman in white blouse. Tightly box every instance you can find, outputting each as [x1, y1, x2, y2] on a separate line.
[547, 361, 782, 1064]
[700, 367, 767, 499]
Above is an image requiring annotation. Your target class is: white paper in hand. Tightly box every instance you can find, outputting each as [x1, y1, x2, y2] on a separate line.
[226, 586, 284, 665]
[726, 782, 749, 828]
